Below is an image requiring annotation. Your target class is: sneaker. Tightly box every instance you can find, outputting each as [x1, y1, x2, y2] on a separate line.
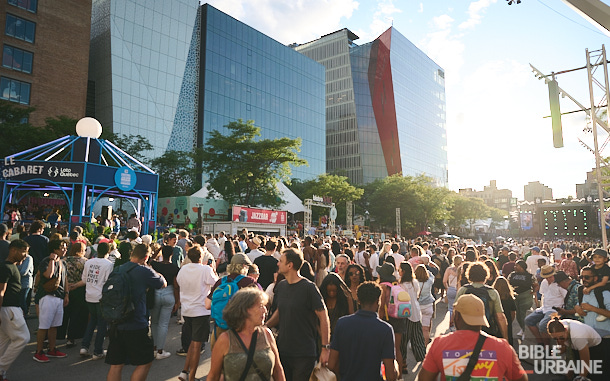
[176, 348, 188, 356]
[79, 348, 90, 357]
[178, 371, 188, 381]
[66, 339, 75, 348]
[155, 350, 171, 360]
[596, 315, 608, 322]
[516, 329, 523, 337]
[33, 352, 49, 363]
[46, 349, 67, 358]
[91, 353, 105, 360]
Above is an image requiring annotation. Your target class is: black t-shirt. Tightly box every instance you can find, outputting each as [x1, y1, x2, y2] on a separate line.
[496, 255, 509, 270]
[0, 261, 21, 307]
[254, 255, 278, 290]
[272, 278, 325, 357]
[0, 240, 9, 263]
[151, 261, 179, 286]
[589, 263, 610, 281]
[35, 256, 67, 301]
[508, 272, 535, 294]
[24, 234, 49, 265]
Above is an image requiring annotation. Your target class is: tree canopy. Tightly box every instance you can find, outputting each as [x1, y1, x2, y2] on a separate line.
[197, 119, 307, 207]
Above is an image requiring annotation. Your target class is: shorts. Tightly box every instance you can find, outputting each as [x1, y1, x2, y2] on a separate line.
[105, 328, 154, 365]
[420, 303, 434, 328]
[38, 295, 63, 330]
[184, 315, 210, 343]
[388, 316, 406, 334]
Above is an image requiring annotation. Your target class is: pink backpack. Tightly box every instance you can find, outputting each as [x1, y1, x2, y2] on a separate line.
[381, 282, 411, 319]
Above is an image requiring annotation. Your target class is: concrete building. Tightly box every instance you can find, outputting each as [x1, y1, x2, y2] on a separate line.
[295, 27, 447, 186]
[0, 0, 91, 125]
[459, 180, 516, 215]
[524, 181, 553, 202]
[576, 170, 599, 200]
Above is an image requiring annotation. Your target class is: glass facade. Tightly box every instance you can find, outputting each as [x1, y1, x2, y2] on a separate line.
[167, 4, 326, 181]
[297, 27, 448, 186]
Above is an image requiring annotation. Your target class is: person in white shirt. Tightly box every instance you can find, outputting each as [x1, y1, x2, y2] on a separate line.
[216, 231, 226, 249]
[525, 265, 567, 345]
[526, 246, 548, 275]
[246, 236, 265, 263]
[80, 241, 114, 358]
[204, 235, 221, 260]
[176, 246, 218, 381]
[552, 243, 563, 263]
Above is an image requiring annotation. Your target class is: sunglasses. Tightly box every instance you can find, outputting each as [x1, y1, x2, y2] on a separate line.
[580, 275, 595, 280]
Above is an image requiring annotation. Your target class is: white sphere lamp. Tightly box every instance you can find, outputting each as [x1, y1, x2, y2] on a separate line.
[75, 117, 102, 138]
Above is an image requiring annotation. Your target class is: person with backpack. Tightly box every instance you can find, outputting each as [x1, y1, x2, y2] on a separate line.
[431, 247, 449, 300]
[175, 246, 219, 381]
[104, 243, 166, 381]
[397, 262, 425, 373]
[455, 261, 509, 341]
[415, 264, 436, 345]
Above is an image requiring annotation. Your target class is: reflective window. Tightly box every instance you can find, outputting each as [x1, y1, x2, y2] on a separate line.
[2, 45, 33, 73]
[0, 76, 31, 104]
[8, 0, 37, 13]
[5, 14, 35, 43]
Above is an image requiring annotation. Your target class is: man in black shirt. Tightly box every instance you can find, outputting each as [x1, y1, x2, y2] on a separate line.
[254, 239, 279, 290]
[0, 239, 30, 380]
[23, 220, 48, 268]
[0, 224, 10, 263]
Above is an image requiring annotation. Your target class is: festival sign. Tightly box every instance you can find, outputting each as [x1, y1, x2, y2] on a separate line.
[0, 159, 84, 183]
[232, 205, 287, 224]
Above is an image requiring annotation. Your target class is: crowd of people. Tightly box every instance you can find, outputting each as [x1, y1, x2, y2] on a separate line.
[1, 219, 610, 380]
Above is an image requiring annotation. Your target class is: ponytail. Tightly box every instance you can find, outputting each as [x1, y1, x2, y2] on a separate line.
[546, 313, 565, 334]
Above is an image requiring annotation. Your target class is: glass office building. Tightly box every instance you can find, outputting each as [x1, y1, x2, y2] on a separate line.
[296, 28, 448, 186]
[89, 2, 325, 181]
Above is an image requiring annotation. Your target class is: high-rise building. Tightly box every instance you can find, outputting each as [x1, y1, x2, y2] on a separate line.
[0, 0, 91, 125]
[295, 28, 448, 185]
[524, 181, 553, 202]
[89, 2, 326, 181]
[576, 169, 599, 200]
[459, 180, 516, 215]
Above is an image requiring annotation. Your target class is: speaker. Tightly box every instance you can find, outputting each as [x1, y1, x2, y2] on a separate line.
[101, 205, 112, 220]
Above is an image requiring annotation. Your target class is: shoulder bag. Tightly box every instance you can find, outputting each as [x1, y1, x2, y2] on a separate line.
[457, 334, 487, 381]
[232, 329, 269, 381]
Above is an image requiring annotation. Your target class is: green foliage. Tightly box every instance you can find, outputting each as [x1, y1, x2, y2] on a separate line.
[197, 119, 307, 207]
[102, 132, 153, 164]
[150, 150, 197, 197]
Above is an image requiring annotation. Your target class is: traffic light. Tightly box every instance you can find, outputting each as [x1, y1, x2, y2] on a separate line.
[548, 79, 563, 148]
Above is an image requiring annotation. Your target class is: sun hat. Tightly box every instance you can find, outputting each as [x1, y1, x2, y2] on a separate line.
[540, 265, 557, 278]
[376, 262, 397, 283]
[231, 253, 252, 265]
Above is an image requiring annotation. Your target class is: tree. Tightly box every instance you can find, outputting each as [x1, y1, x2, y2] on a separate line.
[150, 150, 197, 197]
[197, 119, 307, 207]
[447, 194, 489, 232]
[102, 132, 153, 164]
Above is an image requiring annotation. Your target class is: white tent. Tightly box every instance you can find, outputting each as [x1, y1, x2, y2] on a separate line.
[190, 182, 304, 214]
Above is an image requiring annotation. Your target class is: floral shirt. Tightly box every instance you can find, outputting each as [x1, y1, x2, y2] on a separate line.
[64, 256, 87, 285]
[563, 279, 584, 322]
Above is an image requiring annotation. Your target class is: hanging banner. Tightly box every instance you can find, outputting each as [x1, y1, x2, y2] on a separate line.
[232, 205, 287, 225]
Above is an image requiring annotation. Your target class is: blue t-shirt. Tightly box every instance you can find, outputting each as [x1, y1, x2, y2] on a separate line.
[330, 309, 395, 381]
[118, 262, 165, 330]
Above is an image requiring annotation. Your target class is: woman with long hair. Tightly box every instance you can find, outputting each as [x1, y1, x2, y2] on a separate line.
[58, 242, 88, 347]
[377, 262, 406, 379]
[493, 276, 517, 346]
[315, 246, 330, 287]
[443, 254, 462, 331]
[345, 264, 365, 309]
[150, 246, 180, 359]
[398, 262, 426, 372]
[378, 241, 392, 265]
[319, 273, 354, 337]
[484, 259, 500, 286]
[207, 288, 285, 381]
[415, 264, 435, 344]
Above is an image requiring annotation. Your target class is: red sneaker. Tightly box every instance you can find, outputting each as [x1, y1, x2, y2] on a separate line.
[33, 351, 49, 363]
[46, 349, 67, 358]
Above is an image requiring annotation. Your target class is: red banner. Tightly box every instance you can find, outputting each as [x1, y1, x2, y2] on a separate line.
[232, 206, 287, 225]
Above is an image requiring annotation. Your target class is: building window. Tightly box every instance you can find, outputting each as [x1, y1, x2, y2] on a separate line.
[2, 45, 33, 73]
[0, 76, 31, 104]
[8, 0, 37, 13]
[5, 14, 35, 43]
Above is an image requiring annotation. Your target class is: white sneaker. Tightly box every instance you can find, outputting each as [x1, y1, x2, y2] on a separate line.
[596, 315, 608, 322]
[155, 350, 171, 360]
[178, 371, 189, 381]
[516, 329, 523, 337]
[79, 348, 90, 357]
[92, 353, 105, 360]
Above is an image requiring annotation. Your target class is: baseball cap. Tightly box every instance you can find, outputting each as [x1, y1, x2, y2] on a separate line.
[453, 294, 489, 327]
[553, 271, 569, 283]
[592, 248, 608, 258]
[531, 246, 541, 253]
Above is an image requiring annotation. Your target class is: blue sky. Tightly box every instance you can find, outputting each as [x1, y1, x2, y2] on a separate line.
[204, 0, 610, 199]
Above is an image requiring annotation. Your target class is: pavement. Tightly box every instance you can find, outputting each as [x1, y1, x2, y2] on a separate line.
[8, 299, 556, 381]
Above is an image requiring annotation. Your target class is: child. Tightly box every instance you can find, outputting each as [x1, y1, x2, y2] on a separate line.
[584, 248, 610, 322]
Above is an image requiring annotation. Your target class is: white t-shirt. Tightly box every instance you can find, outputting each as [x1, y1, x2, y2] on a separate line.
[354, 250, 369, 268]
[82, 257, 114, 303]
[369, 253, 380, 277]
[526, 254, 548, 275]
[177, 263, 219, 317]
[205, 239, 221, 259]
[566, 320, 602, 350]
[247, 248, 264, 263]
[539, 279, 567, 313]
[552, 247, 563, 262]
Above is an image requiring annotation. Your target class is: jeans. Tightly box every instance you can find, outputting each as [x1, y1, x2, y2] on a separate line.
[81, 302, 107, 355]
[447, 286, 457, 320]
[18, 287, 30, 316]
[515, 291, 533, 331]
[150, 286, 174, 350]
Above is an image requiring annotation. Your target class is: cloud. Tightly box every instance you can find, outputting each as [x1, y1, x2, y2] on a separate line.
[432, 14, 454, 30]
[419, 3, 423, 13]
[363, 0, 404, 41]
[459, 0, 497, 30]
[205, 0, 359, 45]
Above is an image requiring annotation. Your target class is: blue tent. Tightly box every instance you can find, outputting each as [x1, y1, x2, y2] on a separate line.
[1, 134, 159, 234]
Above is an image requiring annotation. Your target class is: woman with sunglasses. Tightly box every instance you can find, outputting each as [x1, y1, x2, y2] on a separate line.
[345, 264, 366, 310]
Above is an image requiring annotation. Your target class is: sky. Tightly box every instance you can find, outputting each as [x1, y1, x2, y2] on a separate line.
[203, 0, 610, 200]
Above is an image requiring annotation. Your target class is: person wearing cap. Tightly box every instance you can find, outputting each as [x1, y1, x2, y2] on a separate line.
[205, 253, 259, 349]
[583, 248, 610, 322]
[175, 246, 218, 381]
[267, 248, 331, 381]
[246, 236, 265, 263]
[552, 270, 582, 322]
[575, 266, 610, 331]
[526, 246, 548, 275]
[418, 294, 527, 381]
[496, 246, 510, 271]
[524, 264, 567, 345]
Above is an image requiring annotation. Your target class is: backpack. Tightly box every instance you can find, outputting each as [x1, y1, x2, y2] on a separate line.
[211, 275, 245, 329]
[463, 284, 500, 337]
[432, 255, 449, 280]
[381, 282, 411, 319]
[100, 262, 137, 326]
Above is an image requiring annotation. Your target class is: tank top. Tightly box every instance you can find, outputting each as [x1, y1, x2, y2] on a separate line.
[223, 326, 275, 381]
